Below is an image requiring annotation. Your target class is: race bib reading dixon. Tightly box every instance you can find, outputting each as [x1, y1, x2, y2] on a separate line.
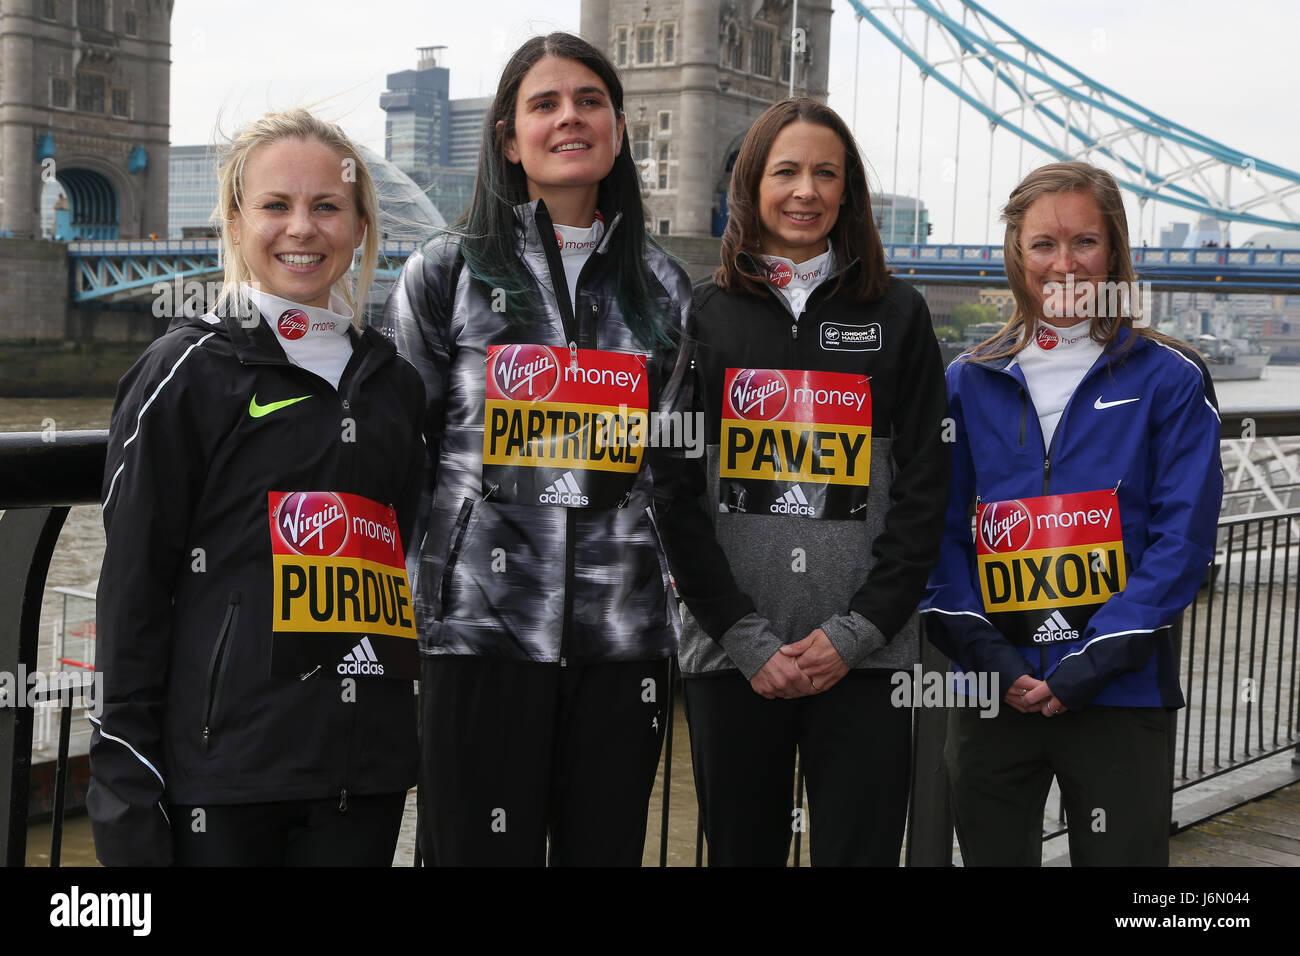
[976, 489, 1129, 646]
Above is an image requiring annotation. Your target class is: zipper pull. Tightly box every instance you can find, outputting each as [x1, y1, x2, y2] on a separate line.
[338, 788, 349, 813]
[791, 323, 798, 340]
[559, 656, 567, 668]
[568, 341, 579, 371]
[201, 727, 211, 754]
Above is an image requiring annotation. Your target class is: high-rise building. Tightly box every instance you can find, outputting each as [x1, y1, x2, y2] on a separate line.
[580, 0, 833, 238]
[449, 96, 491, 170]
[0, 0, 172, 239]
[381, 46, 451, 186]
[874, 193, 930, 245]
[379, 48, 489, 223]
[168, 145, 219, 238]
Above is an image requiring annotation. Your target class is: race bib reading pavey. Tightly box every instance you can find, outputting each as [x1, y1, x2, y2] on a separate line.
[719, 368, 871, 519]
[268, 491, 418, 679]
[483, 344, 649, 508]
[976, 489, 1129, 646]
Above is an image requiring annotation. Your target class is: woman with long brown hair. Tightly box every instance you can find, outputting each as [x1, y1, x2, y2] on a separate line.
[922, 161, 1223, 865]
[658, 98, 950, 865]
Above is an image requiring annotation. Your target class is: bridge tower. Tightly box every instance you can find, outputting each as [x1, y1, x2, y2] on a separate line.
[0, 0, 171, 240]
[581, 0, 832, 238]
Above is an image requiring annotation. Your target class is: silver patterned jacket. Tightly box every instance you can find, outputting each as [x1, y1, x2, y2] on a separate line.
[384, 199, 692, 664]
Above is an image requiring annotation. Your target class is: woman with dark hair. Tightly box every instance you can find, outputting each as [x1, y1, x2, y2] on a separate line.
[657, 98, 949, 865]
[385, 32, 691, 866]
[921, 161, 1222, 865]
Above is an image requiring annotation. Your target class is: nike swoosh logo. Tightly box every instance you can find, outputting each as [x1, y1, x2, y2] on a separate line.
[249, 394, 311, 418]
[1094, 396, 1141, 410]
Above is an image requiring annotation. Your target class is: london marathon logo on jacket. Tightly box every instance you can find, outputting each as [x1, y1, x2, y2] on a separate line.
[719, 368, 872, 520]
[267, 490, 418, 679]
[483, 344, 649, 508]
[975, 490, 1130, 646]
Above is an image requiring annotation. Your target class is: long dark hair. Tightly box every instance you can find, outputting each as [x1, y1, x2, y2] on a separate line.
[715, 98, 889, 302]
[453, 32, 672, 348]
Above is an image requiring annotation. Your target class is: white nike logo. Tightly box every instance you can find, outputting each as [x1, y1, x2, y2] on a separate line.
[1094, 396, 1140, 410]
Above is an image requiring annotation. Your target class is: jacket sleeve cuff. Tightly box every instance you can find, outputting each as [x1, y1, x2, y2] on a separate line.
[718, 612, 785, 681]
[820, 612, 887, 668]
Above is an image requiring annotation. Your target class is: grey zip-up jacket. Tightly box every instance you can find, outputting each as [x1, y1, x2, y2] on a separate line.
[384, 199, 692, 664]
[658, 266, 950, 678]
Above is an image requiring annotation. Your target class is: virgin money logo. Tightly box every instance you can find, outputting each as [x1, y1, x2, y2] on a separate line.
[767, 261, 793, 288]
[278, 309, 309, 341]
[492, 344, 560, 400]
[979, 500, 1033, 553]
[278, 492, 348, 556]
[728, 369, 788, 421]
[1036, 325, 1059, 350]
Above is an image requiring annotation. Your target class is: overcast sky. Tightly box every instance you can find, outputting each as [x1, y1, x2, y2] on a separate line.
[169, 0, 1299, 245]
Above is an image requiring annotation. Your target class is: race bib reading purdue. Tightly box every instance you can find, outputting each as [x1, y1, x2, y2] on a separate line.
[719, 368, 871, 519]
[976, 489, 1129, 646]
[483, 344, 649, 508]
[268, 491, 418, 679]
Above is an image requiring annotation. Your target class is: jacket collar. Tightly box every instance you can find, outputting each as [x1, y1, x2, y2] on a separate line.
[735, 249, 862, 320]
[964, 324, 1141, 374]
[512, 197, 623, 258]
[736, 248, 861, 285]
[193, 294, 396, 378]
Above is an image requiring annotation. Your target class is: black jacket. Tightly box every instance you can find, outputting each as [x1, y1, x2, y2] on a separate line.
[87, 302, 425, 866]
[658, 263, 950, 677]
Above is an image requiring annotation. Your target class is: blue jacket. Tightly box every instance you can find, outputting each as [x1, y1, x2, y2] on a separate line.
[921, 327, 1222, 710]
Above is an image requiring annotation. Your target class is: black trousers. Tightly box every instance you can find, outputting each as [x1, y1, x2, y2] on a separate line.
[171, 791, 407, 866]
[418, 655, 670, 866]
[945, 702, 1173, 866]
[683, 670, 912, 866]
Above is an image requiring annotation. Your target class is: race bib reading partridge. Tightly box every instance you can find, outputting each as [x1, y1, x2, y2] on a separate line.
[719, 368, 871, 519]
[976, 489, 1129, 646]
[483, 344, 649, 508]
[268, 491, 418, 679]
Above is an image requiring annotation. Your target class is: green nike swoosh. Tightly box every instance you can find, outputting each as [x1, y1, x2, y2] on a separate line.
[248, 394, 311, 418]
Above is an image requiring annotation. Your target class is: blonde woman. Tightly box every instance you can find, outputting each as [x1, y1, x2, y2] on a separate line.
[88, 109, 426, 866]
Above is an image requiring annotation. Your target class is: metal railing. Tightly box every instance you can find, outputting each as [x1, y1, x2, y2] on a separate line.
[3, 414, 1299, 866]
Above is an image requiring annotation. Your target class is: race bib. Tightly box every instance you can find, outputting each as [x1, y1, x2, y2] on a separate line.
[483, 344, 649, 508]
[268, 491, 418, 679]
[719, 368, 871, 519]
[976, 489, 1128, 646]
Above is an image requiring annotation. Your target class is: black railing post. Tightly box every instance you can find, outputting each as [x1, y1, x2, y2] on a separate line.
[0, 506, 70, 867]
[906, 623, 954, 866]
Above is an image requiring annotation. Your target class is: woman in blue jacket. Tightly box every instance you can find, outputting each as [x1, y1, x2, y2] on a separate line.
[922, 162, 1222, 866]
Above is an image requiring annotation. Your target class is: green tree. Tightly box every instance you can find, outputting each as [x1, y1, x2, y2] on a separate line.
[951, 302, 999, 331]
